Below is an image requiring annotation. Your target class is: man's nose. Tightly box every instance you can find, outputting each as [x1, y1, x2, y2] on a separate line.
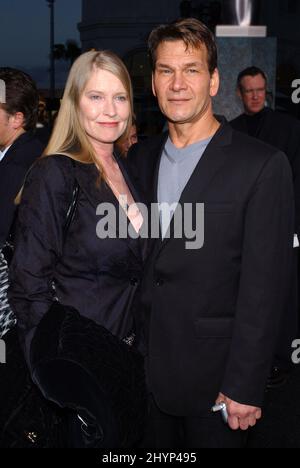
[170, 72, 187, 91]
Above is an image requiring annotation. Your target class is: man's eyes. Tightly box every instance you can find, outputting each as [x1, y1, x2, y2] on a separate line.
[159, 68, 199, 75]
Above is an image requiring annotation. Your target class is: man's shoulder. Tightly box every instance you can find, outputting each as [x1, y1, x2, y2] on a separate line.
[230, 126, 288, 170]
[131, 132, 167, 156]
[272, 109, 300, 129]
[230, 113, 245, 124]
[126, 132, 168, 171]
[230, 113, 246, 131]
[8, 132, 45, 167]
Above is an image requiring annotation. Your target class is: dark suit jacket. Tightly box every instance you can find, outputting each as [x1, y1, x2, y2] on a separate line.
[8, 154, 146, 367]
[231, 108, 300, 234]
[126, 121, 294, 415]
[0, 132, 45, 246]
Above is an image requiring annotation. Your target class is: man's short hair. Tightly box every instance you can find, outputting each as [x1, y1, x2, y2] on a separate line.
[237, 66, 267, 91]
[0, 67, 39, 131]
[148, 18, 218, 75]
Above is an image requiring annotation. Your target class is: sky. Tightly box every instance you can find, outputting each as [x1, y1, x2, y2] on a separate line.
[0, 0, 81, 88]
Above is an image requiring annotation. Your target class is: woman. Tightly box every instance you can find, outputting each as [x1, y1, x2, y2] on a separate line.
[7, 51, 146, 448]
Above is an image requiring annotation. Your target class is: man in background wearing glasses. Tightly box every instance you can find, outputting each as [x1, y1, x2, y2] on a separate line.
[232, 66, 300, 391]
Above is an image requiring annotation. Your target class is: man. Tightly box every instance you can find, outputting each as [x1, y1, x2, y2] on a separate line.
[116, 117, 138, 156]
[231, 66, 300, 379]
[127, 19, 294, 448]
[0, 68, 45, 247]
[231, 66, 300, 235]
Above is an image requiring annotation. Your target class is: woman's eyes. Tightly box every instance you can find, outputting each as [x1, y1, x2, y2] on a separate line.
[115, 96, 127, 102]
[89, 95, 127, 102]
[90, 95, 102, 101]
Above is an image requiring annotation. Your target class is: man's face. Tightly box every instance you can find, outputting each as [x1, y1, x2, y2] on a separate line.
[152, 40, 219, 125]
[119, 124, 138, 155]
[238, 74, 267, 115]
[0, 107, 13, 149]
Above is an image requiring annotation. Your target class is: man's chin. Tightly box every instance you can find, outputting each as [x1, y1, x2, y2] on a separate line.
[166, 115, 192, 124]
[248, 105, 265, 114]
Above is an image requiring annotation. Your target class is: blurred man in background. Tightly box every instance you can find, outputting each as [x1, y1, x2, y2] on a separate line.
[0, 67, 45, 248]
[232, 66, 300, 384]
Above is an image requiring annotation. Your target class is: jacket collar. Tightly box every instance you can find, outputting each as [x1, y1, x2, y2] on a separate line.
[154, 118, 233, 250]
[73, 154, 145, 262]
[73, 152, 143, 210]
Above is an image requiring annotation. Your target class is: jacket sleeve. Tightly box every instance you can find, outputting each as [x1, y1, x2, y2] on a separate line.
[289, 127, 300, 237]
[8, 156, 73, 367]
[221, 151, 295, 407]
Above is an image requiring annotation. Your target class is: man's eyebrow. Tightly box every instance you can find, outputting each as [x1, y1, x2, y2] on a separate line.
[183, 62, 203, 68]
[156, 62, 204, 68]
[156, 63, 173, 69]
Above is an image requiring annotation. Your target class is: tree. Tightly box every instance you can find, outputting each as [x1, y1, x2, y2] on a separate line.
[53, 39, 81, 67]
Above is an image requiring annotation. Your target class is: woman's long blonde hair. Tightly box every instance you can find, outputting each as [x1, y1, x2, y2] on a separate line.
[44, 50, 134, 165]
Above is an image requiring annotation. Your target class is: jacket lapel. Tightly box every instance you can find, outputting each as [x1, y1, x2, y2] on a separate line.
[73, 161, 109, 209]
[157, 122, 233, 253]
[144, 133, 169, 253]
[153, 133, 169, 205]
[115, 151, 144, 205]
[73, 159, 143, 261]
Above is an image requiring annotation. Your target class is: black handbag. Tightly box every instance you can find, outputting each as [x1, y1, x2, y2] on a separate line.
[31, 302, 146, 448]
[0, 327, 67, 448]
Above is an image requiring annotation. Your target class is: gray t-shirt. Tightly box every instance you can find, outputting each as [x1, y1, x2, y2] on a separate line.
[158, 136, 212, 237]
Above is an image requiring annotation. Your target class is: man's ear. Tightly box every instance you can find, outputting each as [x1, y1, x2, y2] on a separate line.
[236, 87, 242, 100]
[152, 73, 157, 98]
[209, 69, 220, 97]
[10, 111, 25, 130]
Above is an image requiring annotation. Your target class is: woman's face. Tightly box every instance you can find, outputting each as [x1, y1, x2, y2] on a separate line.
[79, 68, 130, 147]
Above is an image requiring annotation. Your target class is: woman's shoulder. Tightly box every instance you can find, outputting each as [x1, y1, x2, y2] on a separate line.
[24, 154, 77, 194]
[32, 154, 75, 172]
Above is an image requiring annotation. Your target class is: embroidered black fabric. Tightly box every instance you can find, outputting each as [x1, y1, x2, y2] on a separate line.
[30, 302, 147, 448]
[0, 327, 67, 448]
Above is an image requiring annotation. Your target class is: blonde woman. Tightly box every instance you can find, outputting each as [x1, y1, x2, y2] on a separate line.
[7, 51, 146, 448]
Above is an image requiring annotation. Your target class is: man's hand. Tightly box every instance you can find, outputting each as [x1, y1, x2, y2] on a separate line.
[216, 393, 262, 431]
